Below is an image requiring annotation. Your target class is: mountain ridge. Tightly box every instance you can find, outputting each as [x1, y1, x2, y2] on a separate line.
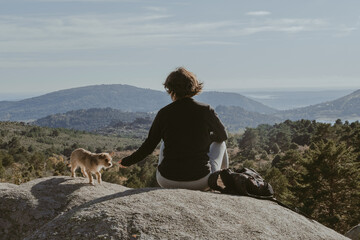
[2, 84, 360, 124]
[34, 107, 155, 132]
[32, 88, 360, 132]
[34, 106, 282, 133]
[275, 88, 360, 121]
[0, 84, 277, 121]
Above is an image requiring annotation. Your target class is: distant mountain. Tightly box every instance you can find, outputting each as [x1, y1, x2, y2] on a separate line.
[0, 85, 169, 122]
[196, 92, 277, 114]
[0, 84, 277, 121]
[275, 89, 360, 121]
[34, 106, 281, 133]
[34, 108, 155, 132]
[215, 105, 282, 131]
[239, 89, 355, 110]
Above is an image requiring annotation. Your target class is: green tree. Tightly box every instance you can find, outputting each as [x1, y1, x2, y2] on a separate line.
[269, 143, 280, 154]
[0, 151, 14, 167]
[241, 159, 255, 169]
[7, 137, 21, 149]
[51, 129, 60, 137]
[28, 145, 34, 152]
[54, 161, 68, 176]
[268, 127, 291, 151]
[123, 156, 158, 188]
[226, 134, 240, 149]
[296, 140, 360, 232]
[95, 147, 103, 153]
[311, 123, 336, 143]
[238, 128, 260, 150]
[29, 152, 46, 173]
[265, 167, 294, 205]
[102, 171, 122, 184]
[272, 149, 302, 173]
[0, 158, 5, 178]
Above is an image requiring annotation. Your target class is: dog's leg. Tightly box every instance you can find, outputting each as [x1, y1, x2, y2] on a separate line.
[71, 165, 77, 178]
[96, 172, 102, 184]
[86, 170, 94, 185]
[81, 167, 88, 178]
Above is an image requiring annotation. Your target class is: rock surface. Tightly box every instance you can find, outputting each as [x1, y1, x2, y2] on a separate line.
[345, 224, 360, 240]
[0, 176, 349, 240]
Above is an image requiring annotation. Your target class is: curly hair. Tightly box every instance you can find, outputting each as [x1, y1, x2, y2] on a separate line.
[163, 67, 203, 99]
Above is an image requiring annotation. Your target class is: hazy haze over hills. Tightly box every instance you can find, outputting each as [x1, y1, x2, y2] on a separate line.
[275, 89, 360, 122]
[236, 89, 355, 110]
[1, 84, 360, 127]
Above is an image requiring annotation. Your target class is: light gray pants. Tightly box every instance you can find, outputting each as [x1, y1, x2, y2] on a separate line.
[156, 141, 229, 191]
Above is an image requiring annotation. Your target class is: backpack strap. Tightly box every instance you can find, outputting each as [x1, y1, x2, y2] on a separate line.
[268, 198, 313, 220]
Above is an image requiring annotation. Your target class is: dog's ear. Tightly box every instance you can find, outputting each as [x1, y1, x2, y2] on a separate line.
[109, 151, 115, 157]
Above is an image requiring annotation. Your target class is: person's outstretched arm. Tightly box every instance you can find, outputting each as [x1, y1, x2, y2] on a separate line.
[120, 113, 162, 167]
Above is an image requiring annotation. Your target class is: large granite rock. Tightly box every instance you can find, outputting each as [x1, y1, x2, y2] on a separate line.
[0, 176, 349, 240]
[345, 224, 360, 240]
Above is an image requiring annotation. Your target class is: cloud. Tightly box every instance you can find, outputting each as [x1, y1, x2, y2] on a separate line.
[267, 18, 326, 26]
[235, 18, 329, 35]
[190, 41, 238, 46]
[333, 26, 357, 37]
[0, 14, 176, 52]
[0, 14, 236, 54]
[246, 11, 271, 16]
[0, 59, 148, 68]
[0, 11, 355, 58]
[145, 6, 168, 12]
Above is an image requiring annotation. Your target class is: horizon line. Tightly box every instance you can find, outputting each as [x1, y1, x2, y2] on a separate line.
[0, 84, 359, 101]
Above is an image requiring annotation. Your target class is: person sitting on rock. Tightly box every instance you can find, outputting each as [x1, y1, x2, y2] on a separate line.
[118, 67, 229, 190]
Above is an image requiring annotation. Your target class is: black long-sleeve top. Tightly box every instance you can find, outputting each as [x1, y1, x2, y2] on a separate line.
[121, 97, 227, 181]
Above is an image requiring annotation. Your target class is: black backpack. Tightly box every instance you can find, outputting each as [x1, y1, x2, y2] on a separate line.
[208, 167, 274, 199]
[208, 167, 313, 219]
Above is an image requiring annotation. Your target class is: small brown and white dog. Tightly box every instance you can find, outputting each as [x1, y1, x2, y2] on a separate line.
[69, 148, 114, 185]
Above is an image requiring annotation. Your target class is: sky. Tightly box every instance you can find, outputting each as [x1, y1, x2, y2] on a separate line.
[1, 0, 360, 98]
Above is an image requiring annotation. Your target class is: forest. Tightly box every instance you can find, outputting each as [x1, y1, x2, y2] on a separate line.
[235, 119, 360, 233]
[34, 106, 279, 134]
[0, 119, 359, 234]
[0, 121, 142, 184]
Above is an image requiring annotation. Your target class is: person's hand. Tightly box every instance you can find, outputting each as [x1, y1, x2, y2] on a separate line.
[118, 159, 127, 168]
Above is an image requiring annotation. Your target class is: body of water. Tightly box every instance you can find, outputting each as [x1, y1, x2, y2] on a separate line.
[232, 89, 355, 110]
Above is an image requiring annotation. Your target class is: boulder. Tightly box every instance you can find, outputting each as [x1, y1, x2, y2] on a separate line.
[346, 224, 360, 240]
[0, 176, 349, 240]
